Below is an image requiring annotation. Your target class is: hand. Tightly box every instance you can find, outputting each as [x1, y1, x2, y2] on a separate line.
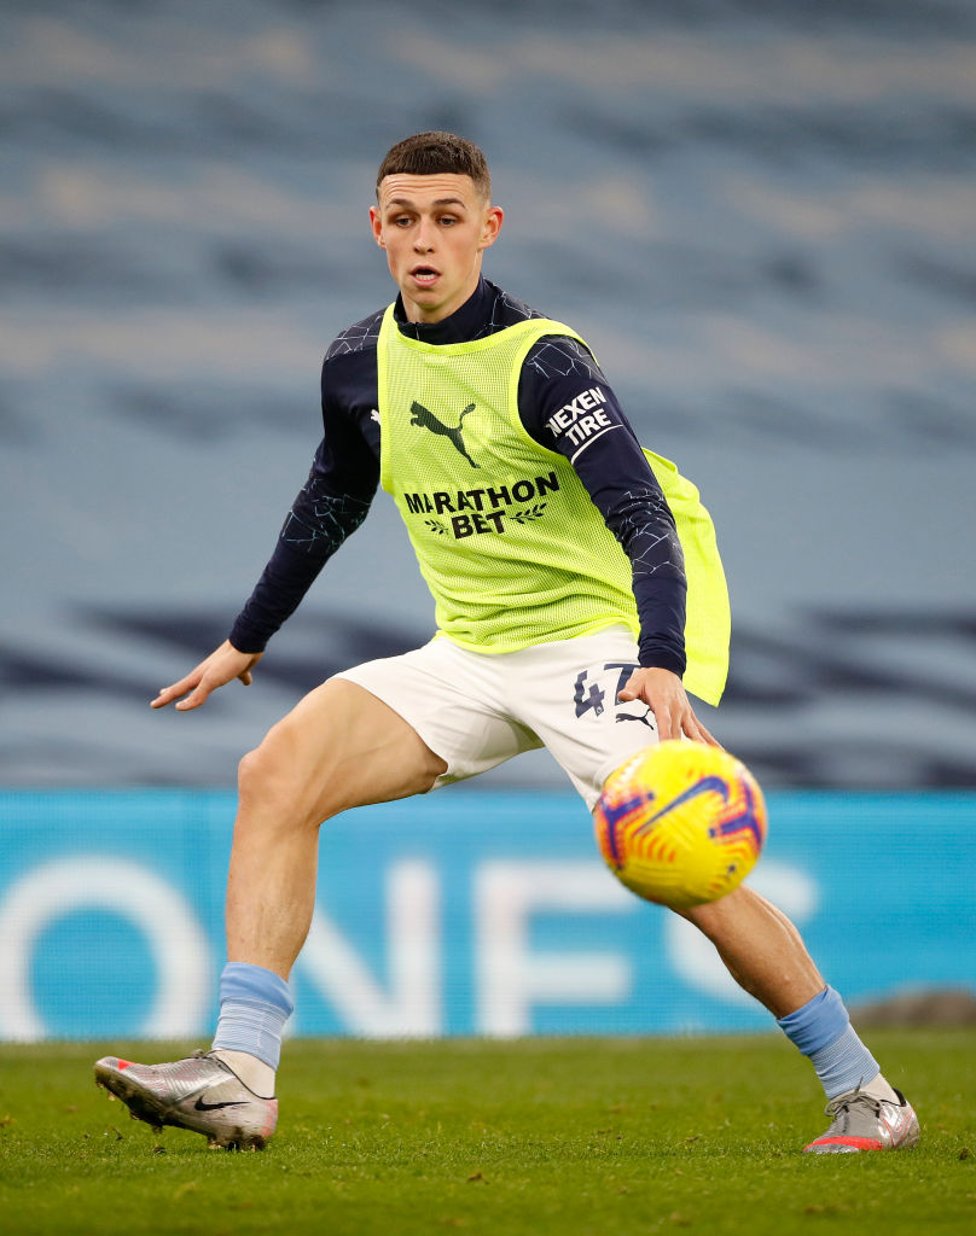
[618, 667, 720, 746]
[151, 640, 263, 712]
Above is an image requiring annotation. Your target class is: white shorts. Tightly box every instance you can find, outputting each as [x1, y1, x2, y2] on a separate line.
[334, 625, 659, 811]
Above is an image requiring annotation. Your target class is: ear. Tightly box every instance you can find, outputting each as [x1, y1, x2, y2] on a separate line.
[478, 204, 504, 252]
[369, 204, 385, 249]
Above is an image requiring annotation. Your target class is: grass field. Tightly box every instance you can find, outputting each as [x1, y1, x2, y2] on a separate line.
[1, 1031, 974, 1235]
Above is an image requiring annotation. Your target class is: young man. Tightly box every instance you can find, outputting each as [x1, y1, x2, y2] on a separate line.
[95, 132, 918, 1155]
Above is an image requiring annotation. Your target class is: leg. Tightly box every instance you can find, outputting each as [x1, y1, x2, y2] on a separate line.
[227, 677, 447, 977]
[681, 885, 919, 1153]
[95, 678, 447, 1149]
[680, 884, 823, 1018]
[511, 627, 917, 1153]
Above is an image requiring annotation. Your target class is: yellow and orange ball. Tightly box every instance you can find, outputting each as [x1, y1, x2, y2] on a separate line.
[594, 740, 768, 910]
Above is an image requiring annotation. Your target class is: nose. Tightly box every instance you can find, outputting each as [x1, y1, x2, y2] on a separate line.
[413, 217, 435, 253]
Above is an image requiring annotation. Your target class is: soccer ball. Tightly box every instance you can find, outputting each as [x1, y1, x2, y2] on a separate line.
[593, 740, 767, 909]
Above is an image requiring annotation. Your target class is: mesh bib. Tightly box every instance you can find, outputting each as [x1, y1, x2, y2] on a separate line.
[377, 305, 730, 704]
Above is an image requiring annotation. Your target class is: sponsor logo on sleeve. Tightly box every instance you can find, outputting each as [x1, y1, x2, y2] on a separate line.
[545, 387, 615, 453]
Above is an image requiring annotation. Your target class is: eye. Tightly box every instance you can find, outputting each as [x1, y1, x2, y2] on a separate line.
[439, 215, 459, 227]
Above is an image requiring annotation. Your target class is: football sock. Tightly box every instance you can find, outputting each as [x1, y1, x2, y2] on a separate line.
[211, 961, 294, 1096]
[777, 985, 885, 1100]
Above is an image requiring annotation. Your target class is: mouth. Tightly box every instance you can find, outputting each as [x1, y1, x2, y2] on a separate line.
[409, 265, 440, 287]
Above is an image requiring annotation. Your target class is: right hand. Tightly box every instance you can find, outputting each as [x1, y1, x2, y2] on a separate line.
[151, 640, 263, 712]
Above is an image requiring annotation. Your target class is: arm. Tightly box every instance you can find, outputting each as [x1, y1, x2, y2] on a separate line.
[154, 353, 380, 711]
[227, 459, 373, 655]
[519, 337, 718, 745]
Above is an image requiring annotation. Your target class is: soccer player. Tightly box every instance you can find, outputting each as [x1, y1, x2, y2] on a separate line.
[95, 132, 918, 1155]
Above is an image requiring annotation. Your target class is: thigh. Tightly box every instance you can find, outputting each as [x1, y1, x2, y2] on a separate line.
[335, 638, 542, 787]
[503, 626, 659, 811]
[255, 677, 448, 824]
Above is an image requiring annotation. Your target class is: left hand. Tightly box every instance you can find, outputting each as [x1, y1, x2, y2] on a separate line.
[618, 667, 721, 746]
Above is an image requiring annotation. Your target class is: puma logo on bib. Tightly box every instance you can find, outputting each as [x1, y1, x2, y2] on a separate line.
[410, 400, 480, 468]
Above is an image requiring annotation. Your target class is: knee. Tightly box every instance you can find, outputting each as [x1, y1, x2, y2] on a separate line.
[236, 728, 318, 830]
[237, 744, 270, 804]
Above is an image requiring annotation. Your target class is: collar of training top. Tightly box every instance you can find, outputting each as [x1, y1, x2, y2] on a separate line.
[393, 276, 492, 345]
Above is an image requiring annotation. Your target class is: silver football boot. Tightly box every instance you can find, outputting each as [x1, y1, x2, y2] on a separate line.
[804, 1087, 919, 1154]
[94, 1051, 277, 1150]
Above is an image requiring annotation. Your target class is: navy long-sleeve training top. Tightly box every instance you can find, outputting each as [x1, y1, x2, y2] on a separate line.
[229, 277, 687, 676]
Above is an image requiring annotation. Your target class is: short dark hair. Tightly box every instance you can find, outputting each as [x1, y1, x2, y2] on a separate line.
[376, 132, 492, 200]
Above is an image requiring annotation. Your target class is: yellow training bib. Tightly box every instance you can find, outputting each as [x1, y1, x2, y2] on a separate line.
[377, 306, 730, 704]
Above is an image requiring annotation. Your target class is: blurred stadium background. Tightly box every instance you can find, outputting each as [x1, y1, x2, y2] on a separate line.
[1, 0, 974, 1042]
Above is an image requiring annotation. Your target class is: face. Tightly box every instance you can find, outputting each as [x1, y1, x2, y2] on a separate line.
[370, 173, 503, 324]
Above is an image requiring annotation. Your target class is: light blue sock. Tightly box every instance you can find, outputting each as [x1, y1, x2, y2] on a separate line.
[777, 986, 880, 1100]
[211, 962, 294, 1071]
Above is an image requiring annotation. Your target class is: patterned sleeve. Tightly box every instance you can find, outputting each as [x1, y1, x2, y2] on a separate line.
[518, 337, 687, 675]
[228, 345, 380, 653]
[228, 450, 372, 653]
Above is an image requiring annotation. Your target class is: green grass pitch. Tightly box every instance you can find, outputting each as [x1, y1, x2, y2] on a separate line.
[1, 1031, 974, 1234]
